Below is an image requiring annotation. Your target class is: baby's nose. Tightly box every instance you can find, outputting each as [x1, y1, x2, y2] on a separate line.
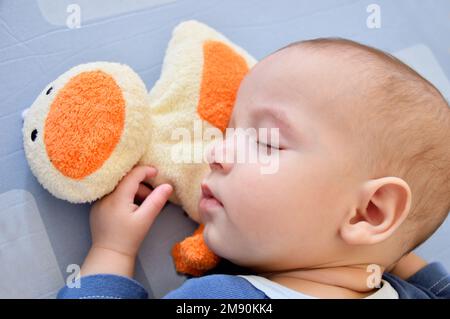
[206, 139, 233, 174]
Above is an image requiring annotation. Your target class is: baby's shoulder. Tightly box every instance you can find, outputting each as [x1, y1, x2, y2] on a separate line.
[163, 274, 268, 299]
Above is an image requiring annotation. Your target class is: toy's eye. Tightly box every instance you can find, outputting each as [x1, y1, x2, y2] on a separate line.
[46, 86, 53, 95]
[31, 129, 38, 142]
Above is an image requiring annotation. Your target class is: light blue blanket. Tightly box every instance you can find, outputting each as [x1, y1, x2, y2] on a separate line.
[1, 0, 449, 298]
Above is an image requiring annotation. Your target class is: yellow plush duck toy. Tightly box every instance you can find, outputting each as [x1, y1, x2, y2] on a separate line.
[22, 20, 256, 276]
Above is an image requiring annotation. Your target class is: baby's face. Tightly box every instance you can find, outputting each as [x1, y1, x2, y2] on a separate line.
[200, 48, 364, 271]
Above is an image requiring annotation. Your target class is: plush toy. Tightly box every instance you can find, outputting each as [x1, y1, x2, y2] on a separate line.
[22, 20, 256, 276]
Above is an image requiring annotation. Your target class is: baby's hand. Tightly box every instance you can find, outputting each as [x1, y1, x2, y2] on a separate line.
[81, 165, 173, 277]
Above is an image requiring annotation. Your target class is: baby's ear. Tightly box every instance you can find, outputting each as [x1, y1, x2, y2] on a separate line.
[339, 177, 412, 246]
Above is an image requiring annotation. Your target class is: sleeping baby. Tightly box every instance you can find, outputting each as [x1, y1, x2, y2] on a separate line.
[58, 38, 450, 299]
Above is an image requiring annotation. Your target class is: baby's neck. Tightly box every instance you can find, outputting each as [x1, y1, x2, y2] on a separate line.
[261, 264, 385, 299]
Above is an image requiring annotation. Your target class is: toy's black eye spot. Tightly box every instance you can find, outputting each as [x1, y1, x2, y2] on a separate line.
[46, 87, 53, 95]
[31, 129, 38, 142]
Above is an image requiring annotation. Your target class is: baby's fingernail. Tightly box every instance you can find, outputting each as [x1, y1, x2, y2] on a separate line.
[163, 184, 173, 194]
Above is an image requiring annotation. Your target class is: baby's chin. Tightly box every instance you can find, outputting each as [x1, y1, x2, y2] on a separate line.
[203, 223, 258, 268]
[203, 223, 237, 261]
[202, 223, 220, 253]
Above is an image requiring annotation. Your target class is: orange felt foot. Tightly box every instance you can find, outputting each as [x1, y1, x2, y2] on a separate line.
[172, 224, 220, 276]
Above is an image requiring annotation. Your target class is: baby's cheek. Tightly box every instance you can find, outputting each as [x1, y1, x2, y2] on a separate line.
[232, 189, 278, 238]
[233, 164, 285, 213]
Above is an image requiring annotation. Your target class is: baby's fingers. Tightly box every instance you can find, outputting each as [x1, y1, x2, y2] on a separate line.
[135, 183, 152, 204]
[116, 165, 157, 201]
[135, 184, 173, 223]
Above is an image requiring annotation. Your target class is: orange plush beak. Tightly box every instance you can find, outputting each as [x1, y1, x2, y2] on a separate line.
[44, 70, 126, 179]
[172, 224, 221, 276]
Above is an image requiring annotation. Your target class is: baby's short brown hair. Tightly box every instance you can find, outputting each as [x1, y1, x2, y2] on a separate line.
[279, 38, 450, 253]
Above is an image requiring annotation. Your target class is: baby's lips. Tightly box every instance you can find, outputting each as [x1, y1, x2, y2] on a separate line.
[200, 182, 223, 206]
[44, 70, 126, 179]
